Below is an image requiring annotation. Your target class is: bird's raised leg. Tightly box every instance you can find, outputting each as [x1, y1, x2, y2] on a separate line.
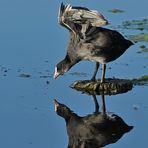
[91, 62, 99, 81]
[101, 64, 106, 83]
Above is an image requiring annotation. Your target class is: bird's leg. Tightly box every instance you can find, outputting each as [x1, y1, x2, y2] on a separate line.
[91, 62, 99, 81]
[101, 64, 106, 83]
[92, 95, 99, 113]
[101, 94, 106, 115]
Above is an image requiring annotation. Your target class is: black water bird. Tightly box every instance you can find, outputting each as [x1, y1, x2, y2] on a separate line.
[54, 3, 133, 82]
[54, 96, 133, 148]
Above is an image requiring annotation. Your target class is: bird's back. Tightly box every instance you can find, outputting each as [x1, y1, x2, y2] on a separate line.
[77, 27, 133, 63]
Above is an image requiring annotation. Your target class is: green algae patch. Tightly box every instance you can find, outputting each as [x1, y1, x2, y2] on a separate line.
[138, 45, 148, 53]
[132, 75, 148, 86]
[71, 78, 133, 95]
[128, 33, 148, 42]
[108, 9, 125, 13]
[115, 18, 148, 31]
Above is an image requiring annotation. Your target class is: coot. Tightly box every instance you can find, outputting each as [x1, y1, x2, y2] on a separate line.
[54, 4, 133, 82]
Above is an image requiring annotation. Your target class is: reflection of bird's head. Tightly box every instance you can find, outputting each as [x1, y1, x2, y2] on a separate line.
[54, 99, 74, 121]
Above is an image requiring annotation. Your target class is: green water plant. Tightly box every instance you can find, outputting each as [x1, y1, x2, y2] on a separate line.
[128, 33, 148, 42]
[132, 75, 148, 86]
[108, 9, 125, 13]
[115, 18, 148, 31]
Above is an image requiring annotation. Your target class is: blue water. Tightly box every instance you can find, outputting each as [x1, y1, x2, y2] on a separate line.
[0, 0, 148, 147]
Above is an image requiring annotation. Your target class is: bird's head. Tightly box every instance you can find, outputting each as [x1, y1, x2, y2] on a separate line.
[54, 99, 73, 120]
[53, 59, 72, 79]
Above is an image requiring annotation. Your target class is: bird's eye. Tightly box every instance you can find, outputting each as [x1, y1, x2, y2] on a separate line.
[56, 66, 61, 72]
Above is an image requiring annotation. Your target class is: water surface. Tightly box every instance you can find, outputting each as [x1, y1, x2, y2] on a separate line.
[0, 0, 148, 147]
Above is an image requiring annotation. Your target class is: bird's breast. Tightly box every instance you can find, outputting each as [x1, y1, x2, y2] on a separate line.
[78, 50, 107, 63]
[77, 42, 108, 63]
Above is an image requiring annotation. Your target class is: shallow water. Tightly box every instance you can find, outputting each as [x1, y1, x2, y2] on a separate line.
[0, 0, 148, 147]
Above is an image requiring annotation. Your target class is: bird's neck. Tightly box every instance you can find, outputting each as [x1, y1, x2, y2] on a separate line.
[67, 32, 79, 50]
[64, 54, 80, 68]
[66, 33, 80, 65]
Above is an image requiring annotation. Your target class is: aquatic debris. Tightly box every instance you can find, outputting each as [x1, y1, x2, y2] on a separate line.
[71, 75, 148, 95]
[19, 73, 31, 78]
[138, 45, 148, 53]
[0, 66, 10, 76]
[132, 75, 148, 86]
[108, 9, 125, 13]
[71, 78, 133, 95]
[128, 33, 148, 42]
[140, 45, 146, 48]
[40, 75, 51, 78]
[133, 104, 139, 110]
[69, 72, 88, 77]
[46, 81, 50, 84]
[34, 107, 38, 110]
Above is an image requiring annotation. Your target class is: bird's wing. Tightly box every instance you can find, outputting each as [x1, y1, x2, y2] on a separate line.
[58, 3, 109, 28]
[70, 8, 109, 27]
[58, 3, 78, 34]
[58, 3, 66, 26]
[58, 3, 109, 39]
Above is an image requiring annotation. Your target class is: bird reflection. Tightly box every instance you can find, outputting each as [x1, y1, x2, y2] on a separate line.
[54, 95, 133, 148]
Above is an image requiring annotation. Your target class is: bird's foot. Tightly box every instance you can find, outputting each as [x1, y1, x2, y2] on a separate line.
[100, 78, 105, 83]
[91, 77, 96, 82]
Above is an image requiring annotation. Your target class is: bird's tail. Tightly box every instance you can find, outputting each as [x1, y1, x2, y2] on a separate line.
[126, 39, 134, 48]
